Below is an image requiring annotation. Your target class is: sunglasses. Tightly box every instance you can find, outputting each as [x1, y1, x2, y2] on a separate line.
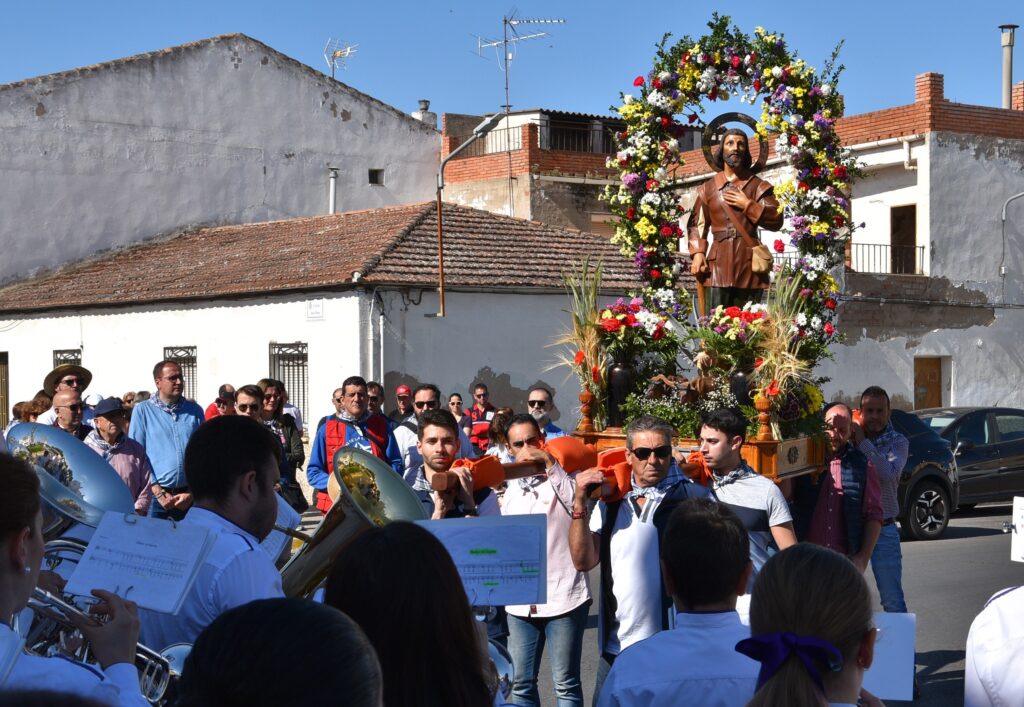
[368, 395, 380, 402]
[58, 403, 84, 412]
[59, 377, 83, 386]
[474, 392, 489, 398]
[414, 400, 439, 410]
[237, 403, 261, 413]
[630, 445, 673, 460]
[527, 400, 547, 408]
[510, 436, 541, 449]
[332, 397, 344, 403]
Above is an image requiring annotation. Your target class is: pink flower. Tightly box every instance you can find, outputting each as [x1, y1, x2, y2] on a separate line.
[824, 322, 835, 336]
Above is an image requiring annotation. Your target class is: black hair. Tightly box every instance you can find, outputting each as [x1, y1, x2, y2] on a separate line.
[712, 128, 753, 170]
[661, 498, 750, 609]
[505, 412, 541, 440]
[234, 384, 264, 402]
[185, 416, 281, 505]
[152, 359, 178, 381]
[700, 407, 748, 443]
[366, 381, 383, 395]
[176, 598, 381, 707]
[860, 386, 890, 408]
[416, 408, 459, 441]
[413, 383, 441, 399]
[325, 523, 492, 707]
[342, 376, 368, 393]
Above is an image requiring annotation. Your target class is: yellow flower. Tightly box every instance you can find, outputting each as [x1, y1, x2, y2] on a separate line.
[809, 221, 830, 235]
[635, 217, 657, 240]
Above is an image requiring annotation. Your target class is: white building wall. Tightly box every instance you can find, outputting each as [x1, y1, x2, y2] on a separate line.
[0, 293, 363, 422]
[0, 35, 440, 284]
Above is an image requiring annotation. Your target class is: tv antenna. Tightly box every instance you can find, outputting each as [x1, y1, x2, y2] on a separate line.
[324, 38, 358, 79]
[473, 13, 565, 217]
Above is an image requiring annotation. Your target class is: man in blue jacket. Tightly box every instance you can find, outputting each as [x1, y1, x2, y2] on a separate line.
[306, 375, 402, 514]
[128, 360, 205, 520]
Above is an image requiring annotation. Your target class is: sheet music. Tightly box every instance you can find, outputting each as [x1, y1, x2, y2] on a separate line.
[65, 511, 215, 614]
[260, 494, 302, 561]
[863, 612, 917, 700]
[1011, 497, 1024, 563]
[416, 514, 547, 606]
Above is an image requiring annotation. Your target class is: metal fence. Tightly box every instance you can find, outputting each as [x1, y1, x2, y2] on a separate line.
[269, 342, 308, 429]
[543, 123, 617, 154]
[448, 126, 523, 158]
[163, 346, 198, 402]
[52, 349, 82, 368]
[850, 243, 925, 275]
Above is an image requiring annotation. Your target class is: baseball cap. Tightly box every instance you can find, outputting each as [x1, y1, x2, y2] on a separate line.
[395, 384, 412, 397]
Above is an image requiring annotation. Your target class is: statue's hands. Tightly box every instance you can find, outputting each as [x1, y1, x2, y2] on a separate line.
[690, 253, 708, 276]
[722, 186, 753, 212]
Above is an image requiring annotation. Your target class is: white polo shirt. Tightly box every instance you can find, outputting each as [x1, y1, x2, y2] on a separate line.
[139, 507, 283, 650]
[591, 491, 669, 655]
[597, 610, 758, 706]
[965, 585, 1024, 706]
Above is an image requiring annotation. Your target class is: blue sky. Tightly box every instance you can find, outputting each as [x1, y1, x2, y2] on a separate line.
[1, 1, 1020, 120]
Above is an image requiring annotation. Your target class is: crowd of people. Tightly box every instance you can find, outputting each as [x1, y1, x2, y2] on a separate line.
[0, 361, 1017, 706]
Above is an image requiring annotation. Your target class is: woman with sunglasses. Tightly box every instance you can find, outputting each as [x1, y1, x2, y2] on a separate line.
[448, 393, 472, 438]
[257, 379, 307, 513]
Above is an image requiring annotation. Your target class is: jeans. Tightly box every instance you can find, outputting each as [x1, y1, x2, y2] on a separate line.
[147, 499, 186, 521]
[871, 523, 908, 612]
[506, 602, 589, 707]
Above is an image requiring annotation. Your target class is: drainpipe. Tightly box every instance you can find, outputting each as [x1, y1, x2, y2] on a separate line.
[428, 113, 503, 318]
[1000, 25, 1018, 109]
[1000, 191, 1024, 302]
[328, 166, 339, 214]
[902, 139, 918, 171]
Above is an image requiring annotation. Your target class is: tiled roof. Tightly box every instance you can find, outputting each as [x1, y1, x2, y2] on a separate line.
[0, 203, 648, 314]
[0, 34, 437, 134]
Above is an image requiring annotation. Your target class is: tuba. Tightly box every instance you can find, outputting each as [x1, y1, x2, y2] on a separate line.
[5, 422, 135, 539]
[21, 538, 183, 705]
[279, 446, 427, 597]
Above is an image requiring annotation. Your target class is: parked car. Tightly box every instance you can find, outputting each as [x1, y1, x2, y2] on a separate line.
[888, 409, 959, 541]
[914, 407, 1024, 509]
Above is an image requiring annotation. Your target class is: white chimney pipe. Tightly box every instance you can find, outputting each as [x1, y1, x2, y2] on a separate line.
[328, 166, 339, 214]
[1000, 24, 1018, 109]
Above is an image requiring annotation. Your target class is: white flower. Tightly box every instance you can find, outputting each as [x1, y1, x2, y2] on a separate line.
[658, 71, 671, 81]
[664, 138, 679, 152]
[654, 167, 667, 182]
[772, 66, 783, 78]
[820, 84, 832, 96]
[796, 313, 808, 326]
[811, 316, 822, 330]
[646, 90, 673, 111]
[623, 94, 634, 105]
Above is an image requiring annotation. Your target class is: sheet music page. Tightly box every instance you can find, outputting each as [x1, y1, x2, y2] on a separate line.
[863, 612, 917, 700]
[260, 494, 302, 561]
[65, 512, 215, 614]
[416, 514, 547, 606]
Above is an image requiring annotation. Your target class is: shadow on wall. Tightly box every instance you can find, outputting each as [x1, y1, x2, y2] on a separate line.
[383, 367, 571, 426]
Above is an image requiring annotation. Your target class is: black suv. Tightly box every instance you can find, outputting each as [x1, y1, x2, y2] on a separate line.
[889, 409, 959, 540]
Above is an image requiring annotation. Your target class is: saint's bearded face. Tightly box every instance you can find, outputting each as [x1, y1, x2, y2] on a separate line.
[722, 133, 749, 169]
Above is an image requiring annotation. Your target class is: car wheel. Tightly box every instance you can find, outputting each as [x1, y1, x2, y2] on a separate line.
[901, 481, 951, 540]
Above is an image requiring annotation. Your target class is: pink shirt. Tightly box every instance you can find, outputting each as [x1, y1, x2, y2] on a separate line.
[807, 453, 883, 555]
[501, 462, 591, 618]
[84, 433, 155, 514]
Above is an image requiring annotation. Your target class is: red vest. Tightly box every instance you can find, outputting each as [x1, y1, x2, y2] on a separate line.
[324, 415, 390, 474]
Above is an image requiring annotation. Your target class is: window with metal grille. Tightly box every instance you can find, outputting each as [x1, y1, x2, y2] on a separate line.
[53, 349, 82, 368]
[269, 342, 308, 428]
[0, 353, 8, 429]
[163, 346, 198, 402]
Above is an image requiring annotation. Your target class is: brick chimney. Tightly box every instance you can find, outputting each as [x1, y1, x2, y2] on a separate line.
[1013, 80, 1024, 111]
[915, 73, 944, 103]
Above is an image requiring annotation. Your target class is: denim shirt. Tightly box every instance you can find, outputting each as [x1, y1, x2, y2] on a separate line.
[127, 398, 204, 488]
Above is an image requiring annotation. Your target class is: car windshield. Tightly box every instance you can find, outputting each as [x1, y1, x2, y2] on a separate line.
[919, 414, 957, 432]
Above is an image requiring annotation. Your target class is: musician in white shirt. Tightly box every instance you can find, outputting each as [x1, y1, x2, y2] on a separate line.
[139, 415, 284, 650]
[0, 453, 147, 706]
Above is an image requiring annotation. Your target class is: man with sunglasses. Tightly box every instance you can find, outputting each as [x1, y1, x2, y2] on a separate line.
[526, 385, 567, 440]
[366, 381, 385, 416]
[51, 389, 90, 441]
[393, 384, 475, 483]
[699, 407, 795, 615]
[204, 383, 236, 421]
[502, 413, 590, 706]
[36, 363, 96, 428]
[129, 360, 204, 521]
[468, 382, 496, 454]
[570, 415, 710, 700]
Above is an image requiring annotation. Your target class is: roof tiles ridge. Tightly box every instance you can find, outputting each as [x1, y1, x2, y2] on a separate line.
[355, 202, 438, 279]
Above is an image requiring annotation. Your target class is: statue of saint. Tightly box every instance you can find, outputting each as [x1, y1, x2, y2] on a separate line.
[686, 128, 783, 310]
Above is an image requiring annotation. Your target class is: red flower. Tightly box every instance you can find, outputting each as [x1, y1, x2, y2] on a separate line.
[833, 165, 848, 180]
[626, 207, 636, 220]
[624, 313, 638, 327]
[646, 179, 659, 191]
[652, 78, 662, 89]
[773, 239, 785, 253]
[574, 350, 586, 365]
[592, 366, 601, 383]
[824, 322, 835, 336]
[633, 75, 645, 87]
[724, 306, 742, 319]
[811, 167, 822, 178]
[681, 52, 691, 64]
[660, 116, 670, 127]
[753, 79, 761, 92]
[660, 225, 674, 237]
[789, 134, 799, 145]
[755, 356, 764, 369]
[709, 88, 718, 100]
[834, 215, 845, 227]
[601, 318, 622, 332]
[652, 325, 665, 341]
[688, 113, 699, 124]
[765, 380, 780, 397]
[824, 298, 837, 310]
[649, 269, 662, 279]
[798, 182, 810, 191]
[749, 52, 758, 63]
[730, 55, 741, 68]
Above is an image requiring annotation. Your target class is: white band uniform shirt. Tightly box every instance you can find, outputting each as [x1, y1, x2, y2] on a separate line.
[1, 622, 147, 706]
[501, 462, 590, 618]
[139, 507, 283, 651]
[596, 610, 757, 706]
[965, 584, 1024, 706]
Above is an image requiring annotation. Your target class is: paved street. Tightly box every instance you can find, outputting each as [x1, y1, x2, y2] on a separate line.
[534, 502, 1020, 706]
